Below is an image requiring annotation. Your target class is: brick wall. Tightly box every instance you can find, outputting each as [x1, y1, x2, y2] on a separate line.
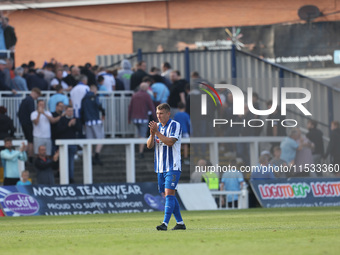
[7, 0, 340, 66]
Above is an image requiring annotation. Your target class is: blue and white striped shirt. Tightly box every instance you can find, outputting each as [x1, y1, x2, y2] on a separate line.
[154, 119, 182, 173]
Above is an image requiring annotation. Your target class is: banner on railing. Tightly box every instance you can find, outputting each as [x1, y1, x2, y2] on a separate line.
[0, 183, 181, 216]
[250, 178, 340, 208]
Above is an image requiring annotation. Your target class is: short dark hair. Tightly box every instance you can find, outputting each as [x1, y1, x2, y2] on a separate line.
[177, 102, 185, 109]
[137, 61, 145, 67]
[191, 71, 199, 78]
[157, 103, 171, 112]
[55, 84, 63, 92]
[163, 62, 171, 69]
[308, 119, 317, 128]
[97, 75, 104, 83]
[56, 101, 64, 107]
[4, 137, 12, 143]
[150, 66, 160, 73]
[142, 76, 152, 83]
[28, 60, 35, 67]
[31, 87, 41, 96]
[37, 99, 45, 104]
[173, 70, 181, 76]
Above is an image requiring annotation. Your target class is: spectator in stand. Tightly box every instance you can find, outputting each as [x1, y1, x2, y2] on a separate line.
[34, 145, 59, 185]
[0, 106, 15, 139]
[51, 101, 65, 154]
[130, 61, 148, 91]
[70, 75, 89, 119]
[42, 62, 55, 85]
[31, 99, 58, 156]
[280, 128, 305, 166]
[168, 70, 187, 118]
[190, 159, 205, 183]
[0, 59, 15, 93]
[62, 64, 69, 78]
[16, 170, 31, 186]
[251, 154, 275, 180]
[28, 60, 35, 70]
[2, 16, 17, 55]
[81, 63, 96, 86]
[50, 69, 70, 91]
[48, 85, 69, 113]
[174, 102, 190, 165]
[220, 159, 245, 208]
[4, 58, 14, 87]
[1, 138, 27, 186]
[150, 74, 169, 106]
[161, 62, 172, 82]
[21, 63, 29, 78]
[324, 121, 340, 172]
[12, 66, 28, 92]
[118, 59, 133, 91]
[295, 134, 314, 176]
[97, 75, 107, 95]
[150, 67, 161, 75]
[306, 119, 324, 165]
[269, 146, 287, 177]
[26, 68, 48, 91]
[97, 67, 115, 92]
[18, 87, 41, 161]
[63, 66, 80, 87]
[57, 106, 82, 183]
[128, 82, 156, 159]
[81, 85, 106, 165]
[112, 68, 125, 91]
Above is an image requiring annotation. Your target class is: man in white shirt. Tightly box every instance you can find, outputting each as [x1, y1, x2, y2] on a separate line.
[70, 75, 90, 118]
[31, 100, 59, 156]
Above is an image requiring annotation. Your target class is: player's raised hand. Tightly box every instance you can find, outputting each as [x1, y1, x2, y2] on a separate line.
[149, 121, 158, 135]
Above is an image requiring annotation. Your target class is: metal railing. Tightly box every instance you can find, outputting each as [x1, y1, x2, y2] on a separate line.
[211, 188, 249, 209]
[0, 91, 135, 137]
[55, 136, 286, 185]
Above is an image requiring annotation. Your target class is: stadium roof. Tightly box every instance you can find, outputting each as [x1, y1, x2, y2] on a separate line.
[0, 0, 164, 10]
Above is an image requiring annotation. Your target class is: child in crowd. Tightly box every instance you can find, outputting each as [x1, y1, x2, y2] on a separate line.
[16, 170, 32, 185]
[97, 75, 107, 96]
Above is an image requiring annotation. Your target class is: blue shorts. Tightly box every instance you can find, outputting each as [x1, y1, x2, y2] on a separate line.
[157, 171, 181, 194]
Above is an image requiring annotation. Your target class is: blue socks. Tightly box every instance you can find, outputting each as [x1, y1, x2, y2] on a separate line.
[173, 197, 183, 224]
[163, 195, 175, 225]
[163, 195, 184, 225]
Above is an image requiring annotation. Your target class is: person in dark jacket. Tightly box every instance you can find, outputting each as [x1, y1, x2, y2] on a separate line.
[130, 61, 148, 91]
[18, 88, 41, 161]
[2, 17, 17, 51]
[26, 69, 48, 90]
[56, 105, 82, 183]
[0, 106, 15, 139]
[34, 145, 59, 185]
[306, 119, 324, 166]
[81, 85, 105, 165]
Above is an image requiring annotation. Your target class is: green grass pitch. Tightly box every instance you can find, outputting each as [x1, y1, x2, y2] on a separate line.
[0, 207, 339, 255]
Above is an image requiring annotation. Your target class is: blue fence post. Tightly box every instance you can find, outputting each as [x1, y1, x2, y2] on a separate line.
[184, 47, 190, 83]
[137, 48, 143, 62]
[327, 87, 334, 134]
[231, 44, 237, 82]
